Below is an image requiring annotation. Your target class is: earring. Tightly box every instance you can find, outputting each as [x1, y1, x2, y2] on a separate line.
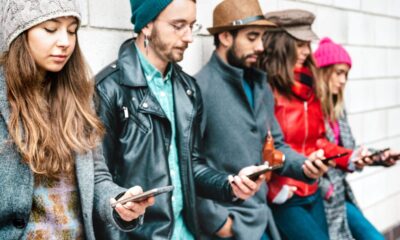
[144, 35, 149, 55]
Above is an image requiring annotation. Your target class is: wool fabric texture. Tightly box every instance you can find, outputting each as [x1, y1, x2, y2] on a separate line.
[314, 37, 352, 68]
[130, 0, 172, 33]
[0, 0, 81, 53]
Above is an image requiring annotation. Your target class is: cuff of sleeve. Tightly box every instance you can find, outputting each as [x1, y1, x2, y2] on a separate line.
[111, 192, 142, 232]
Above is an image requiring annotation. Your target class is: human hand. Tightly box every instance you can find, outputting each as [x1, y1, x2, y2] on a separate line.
[303, 149, 329, 179]
[216, 216, 234, 238]
[110, 186, 155, 222]
[228, 165, 266, 200]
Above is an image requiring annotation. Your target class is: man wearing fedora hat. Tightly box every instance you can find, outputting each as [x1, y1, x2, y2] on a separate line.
[195, 1, 328, 239]
[94, 0, 268, 239]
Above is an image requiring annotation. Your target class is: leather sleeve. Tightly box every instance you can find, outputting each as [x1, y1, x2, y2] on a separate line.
[191, 86, 235, 202]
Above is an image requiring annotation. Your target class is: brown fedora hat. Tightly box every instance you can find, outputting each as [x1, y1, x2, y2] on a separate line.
[208, 0, 276, 35]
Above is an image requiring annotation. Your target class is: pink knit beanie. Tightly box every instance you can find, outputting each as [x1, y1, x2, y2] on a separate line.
[313, 37, 352, 68]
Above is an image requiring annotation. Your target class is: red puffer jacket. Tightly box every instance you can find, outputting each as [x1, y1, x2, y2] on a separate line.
[268, 67, 352, 201]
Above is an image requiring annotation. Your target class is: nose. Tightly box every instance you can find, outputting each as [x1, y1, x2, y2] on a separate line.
[339, 74, 347, 84]
[56, 30, 71, 48]
[254, 38, 264, 53]
[302, 46, 310, 56]
[182, 28, 194, 43]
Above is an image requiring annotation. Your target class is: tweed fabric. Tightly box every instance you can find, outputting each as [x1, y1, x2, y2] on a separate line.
[0, 0, 81, 53]
[320, 110, 359, 240]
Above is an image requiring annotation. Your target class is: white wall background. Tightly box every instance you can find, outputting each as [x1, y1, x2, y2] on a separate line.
[79, 0, 400, 233]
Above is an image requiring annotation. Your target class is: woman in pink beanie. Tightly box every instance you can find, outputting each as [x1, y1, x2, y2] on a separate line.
[314, 37, 399, 240]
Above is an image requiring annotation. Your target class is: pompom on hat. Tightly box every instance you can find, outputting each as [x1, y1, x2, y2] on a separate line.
[313, 37, 352, 68]
[0, 0, 81, 53]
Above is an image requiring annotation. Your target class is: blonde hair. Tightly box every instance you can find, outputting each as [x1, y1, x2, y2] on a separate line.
[1, 31, 104, 179]
[316, 65, 345, 122]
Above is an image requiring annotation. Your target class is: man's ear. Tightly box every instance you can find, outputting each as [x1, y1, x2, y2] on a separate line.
[141, 22, 154, 37]
[218, 31, 234, 48]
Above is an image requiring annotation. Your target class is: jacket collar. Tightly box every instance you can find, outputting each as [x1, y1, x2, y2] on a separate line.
[292, 67, 315, 101]
[117, 39, 183, 88]
[209, 51, 266, 86]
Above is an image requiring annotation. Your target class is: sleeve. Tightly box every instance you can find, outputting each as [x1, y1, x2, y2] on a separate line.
[316, 114, 353, 172]
[191, 86, 236, 202]
[92, 145, 141, 232]
[265, 85, 313, 183]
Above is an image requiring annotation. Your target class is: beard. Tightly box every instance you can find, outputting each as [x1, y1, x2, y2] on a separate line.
[149, 26, 187, 63]
[226, 44, 257, 70]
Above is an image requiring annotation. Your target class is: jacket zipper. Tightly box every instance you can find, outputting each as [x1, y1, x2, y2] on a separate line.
[302, 101, 309, 154]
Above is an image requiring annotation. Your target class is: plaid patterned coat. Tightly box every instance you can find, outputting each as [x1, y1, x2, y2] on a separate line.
[319, 111, 359, 240]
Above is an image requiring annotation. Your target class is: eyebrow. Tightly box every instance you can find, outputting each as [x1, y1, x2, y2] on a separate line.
[170, 19, 197, 25]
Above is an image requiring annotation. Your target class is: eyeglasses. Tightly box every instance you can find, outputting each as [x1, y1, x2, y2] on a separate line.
[157, 20, 202, 36]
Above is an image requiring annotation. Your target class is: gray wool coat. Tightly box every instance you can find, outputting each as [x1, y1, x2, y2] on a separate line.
[319, 111, 358, 240]
[194, 53, 313, 240]
[0, 68, 133, 239]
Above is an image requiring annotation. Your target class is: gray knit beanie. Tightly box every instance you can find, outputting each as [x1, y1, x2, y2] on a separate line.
[0, 0, 81, 53]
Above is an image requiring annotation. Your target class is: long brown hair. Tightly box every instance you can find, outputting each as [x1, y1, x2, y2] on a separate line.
[0, 31, 104, 178]
[259, 31, 318, 98]
[316, 65, 345, 121]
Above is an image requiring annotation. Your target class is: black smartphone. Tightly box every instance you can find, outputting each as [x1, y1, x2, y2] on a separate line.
[111, 185, 174, 208]
[313, 152, 349, 167]
[246, 164, 283, 181]
[362, 148, 390, 160]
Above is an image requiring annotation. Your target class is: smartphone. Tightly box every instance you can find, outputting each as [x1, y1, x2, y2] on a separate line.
[246, 164, 283, 181]
[362, 148, 390, 160]
[111, 185, 174, 208]
[313, 152, 349, 167]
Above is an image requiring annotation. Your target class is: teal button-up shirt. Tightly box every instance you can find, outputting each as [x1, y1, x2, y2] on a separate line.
[136, 44, 194, 240]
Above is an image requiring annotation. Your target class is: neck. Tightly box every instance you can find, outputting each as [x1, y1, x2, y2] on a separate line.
[135, 36, 169, 76]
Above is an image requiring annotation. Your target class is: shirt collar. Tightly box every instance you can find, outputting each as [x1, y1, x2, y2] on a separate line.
[134, 43, 172, 84]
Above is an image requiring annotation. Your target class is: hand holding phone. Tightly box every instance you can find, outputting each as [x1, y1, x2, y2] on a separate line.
[246, 164, 283, 181]
[362, 148, 390, 160]
[111, 185, 174, 208]
[312, 152, 349, 167]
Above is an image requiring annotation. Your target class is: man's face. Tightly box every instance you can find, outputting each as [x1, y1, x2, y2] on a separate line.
[149, 0, 196, 63]
[227, 26, 266, 69]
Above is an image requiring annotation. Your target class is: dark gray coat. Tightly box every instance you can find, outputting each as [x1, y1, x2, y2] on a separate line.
[0, 68, 133, 239]
[195, 53, 312, 240]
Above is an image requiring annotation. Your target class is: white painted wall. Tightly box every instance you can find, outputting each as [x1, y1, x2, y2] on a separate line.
[80, 0, 400, 233]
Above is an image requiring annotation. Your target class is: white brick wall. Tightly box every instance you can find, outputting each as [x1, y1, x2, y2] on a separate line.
[80, 0, 400, 233]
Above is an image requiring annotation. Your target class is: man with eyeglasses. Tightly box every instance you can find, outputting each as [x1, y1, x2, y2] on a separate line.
[94, 0, 268, 239]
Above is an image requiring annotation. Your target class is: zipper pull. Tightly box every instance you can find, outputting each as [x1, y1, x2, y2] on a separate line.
[304, 101, 308, 111]
[122, 106, 129, 119]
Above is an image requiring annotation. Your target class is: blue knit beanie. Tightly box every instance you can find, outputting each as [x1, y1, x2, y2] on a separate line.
[130, 0, 173, 33]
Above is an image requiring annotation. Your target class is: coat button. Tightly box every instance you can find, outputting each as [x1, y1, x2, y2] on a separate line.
[251, 127, 257, 133]
[142, 102, 149, 109]
[186, 89, 193, 96]
[13, 218, 26, 229]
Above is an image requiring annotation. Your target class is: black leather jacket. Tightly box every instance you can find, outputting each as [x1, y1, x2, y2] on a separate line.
[94, 39, 233, 240]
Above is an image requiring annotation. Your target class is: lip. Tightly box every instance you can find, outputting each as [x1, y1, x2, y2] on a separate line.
[247, 55, 258, 62]
[51, 55, 68, 62]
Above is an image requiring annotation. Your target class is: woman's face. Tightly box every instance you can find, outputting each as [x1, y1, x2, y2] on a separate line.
[329, 63, 350, 94]
[295, 40, 311, 68]
[27, 16, 78, 76]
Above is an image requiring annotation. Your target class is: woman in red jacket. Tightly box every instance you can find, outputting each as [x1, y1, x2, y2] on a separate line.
[259, 9, 359, 240]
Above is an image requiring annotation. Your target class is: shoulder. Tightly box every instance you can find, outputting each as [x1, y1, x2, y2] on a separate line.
[95, 61, 119, 87]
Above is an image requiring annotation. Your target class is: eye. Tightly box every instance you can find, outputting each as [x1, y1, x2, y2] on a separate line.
[67, 28, 77, 35]
[171, 23, 185, 31]
[44, 28, 57, 33]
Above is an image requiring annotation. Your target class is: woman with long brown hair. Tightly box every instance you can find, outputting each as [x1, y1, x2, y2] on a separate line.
[0, 0, 152, 239]
[258, 9, 363, 240]
[314, 37, 399, 240]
